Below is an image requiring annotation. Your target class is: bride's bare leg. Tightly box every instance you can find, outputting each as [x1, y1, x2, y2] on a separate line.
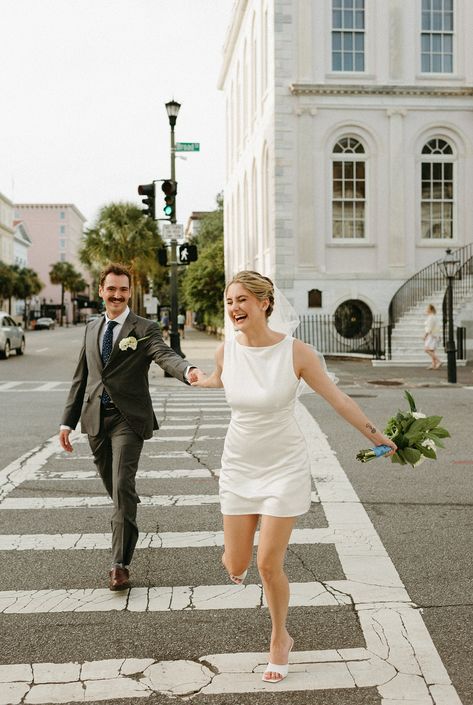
[222, 514, 259, 582]
[257, 515, 296, 681]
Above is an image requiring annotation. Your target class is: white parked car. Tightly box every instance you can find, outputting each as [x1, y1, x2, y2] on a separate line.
[35, 316, 56, 330]
[0, 312, 25, 358]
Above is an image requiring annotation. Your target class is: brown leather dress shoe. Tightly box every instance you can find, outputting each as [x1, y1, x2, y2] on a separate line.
[109, 566, 130, 591]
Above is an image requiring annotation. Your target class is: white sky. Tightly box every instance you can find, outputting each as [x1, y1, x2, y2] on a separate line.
[0, 0, 233, 228]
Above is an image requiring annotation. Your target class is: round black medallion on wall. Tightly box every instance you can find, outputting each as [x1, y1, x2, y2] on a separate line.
[334, 299, 373, 339]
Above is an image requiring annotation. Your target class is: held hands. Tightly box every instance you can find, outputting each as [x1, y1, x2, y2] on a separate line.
[187, 367, 207, 385]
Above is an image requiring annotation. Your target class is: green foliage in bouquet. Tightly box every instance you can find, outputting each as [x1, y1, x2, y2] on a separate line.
[357, 391, 450, 468]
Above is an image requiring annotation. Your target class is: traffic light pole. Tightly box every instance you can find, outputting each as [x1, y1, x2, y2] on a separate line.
[168, 118, 183, 357]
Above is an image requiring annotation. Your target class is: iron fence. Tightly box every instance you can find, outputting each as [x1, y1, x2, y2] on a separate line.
[295, 315, 391, 359]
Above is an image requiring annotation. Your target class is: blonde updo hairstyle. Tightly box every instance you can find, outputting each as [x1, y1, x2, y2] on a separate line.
[226, 270, 275, 318]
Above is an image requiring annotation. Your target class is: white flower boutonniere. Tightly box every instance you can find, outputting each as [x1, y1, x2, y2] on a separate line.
[119, 335, 150, 351]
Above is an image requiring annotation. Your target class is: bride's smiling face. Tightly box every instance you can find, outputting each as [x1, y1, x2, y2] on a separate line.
[226, 283, 269, 330]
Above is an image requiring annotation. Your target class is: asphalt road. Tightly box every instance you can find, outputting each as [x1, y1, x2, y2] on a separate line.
[0, 325, 471, 705]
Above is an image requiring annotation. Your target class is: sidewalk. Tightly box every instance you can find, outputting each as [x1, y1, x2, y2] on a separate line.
[153, 327, 472, 389]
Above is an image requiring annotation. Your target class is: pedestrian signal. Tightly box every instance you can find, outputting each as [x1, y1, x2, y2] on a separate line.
[178, 243, 198, 264]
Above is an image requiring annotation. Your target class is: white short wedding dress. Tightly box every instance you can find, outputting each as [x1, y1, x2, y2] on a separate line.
[220, 335, 312, 517]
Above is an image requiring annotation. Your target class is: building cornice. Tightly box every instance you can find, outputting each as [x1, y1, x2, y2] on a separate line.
[217, 0, 248, 90]
[15, 203, 86, 222]
[289, 83, 473, 97]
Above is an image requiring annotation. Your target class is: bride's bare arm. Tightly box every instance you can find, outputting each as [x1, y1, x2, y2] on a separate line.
[293, 340, 396, 452]
[191, 343, 224, 388]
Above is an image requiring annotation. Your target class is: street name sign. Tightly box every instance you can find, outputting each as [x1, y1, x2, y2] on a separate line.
[175, 142, 200, 152]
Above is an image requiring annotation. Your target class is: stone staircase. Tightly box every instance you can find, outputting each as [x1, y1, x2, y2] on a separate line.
[373, 285, 472, 367]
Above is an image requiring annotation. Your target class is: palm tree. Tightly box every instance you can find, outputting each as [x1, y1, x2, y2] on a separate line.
[49, 262, 86, 326]
[80, 202, 162, 314]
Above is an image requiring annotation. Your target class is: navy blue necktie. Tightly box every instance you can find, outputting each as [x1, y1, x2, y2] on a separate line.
[101, 320, 118, 405]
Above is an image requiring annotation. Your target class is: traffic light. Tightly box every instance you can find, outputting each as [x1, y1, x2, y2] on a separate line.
[161, 180, 177, 220]
[178, 243, 198, 264]
[138, 183, 156, 219]
[157, 248, 168, 267]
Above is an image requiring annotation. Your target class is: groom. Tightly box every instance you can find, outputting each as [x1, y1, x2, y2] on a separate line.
[59, 262, 203, 590]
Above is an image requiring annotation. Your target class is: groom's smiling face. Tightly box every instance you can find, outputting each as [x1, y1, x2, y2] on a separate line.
[99, 273, 132, 319]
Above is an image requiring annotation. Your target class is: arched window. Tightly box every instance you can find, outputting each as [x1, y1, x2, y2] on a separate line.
[332, 137, 366, 239]
[421, 138, 454, 239]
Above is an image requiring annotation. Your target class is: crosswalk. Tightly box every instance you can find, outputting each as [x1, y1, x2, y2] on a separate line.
[0, 388, 463, 703]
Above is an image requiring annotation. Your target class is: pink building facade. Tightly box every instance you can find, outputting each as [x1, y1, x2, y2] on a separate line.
[14, 203, 88, 322]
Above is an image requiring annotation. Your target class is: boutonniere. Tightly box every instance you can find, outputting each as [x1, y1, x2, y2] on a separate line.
[119, 335, 150, 351]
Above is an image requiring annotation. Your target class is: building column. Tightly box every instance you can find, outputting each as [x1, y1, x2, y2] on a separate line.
[296, 108, 318, 268]
[387, 108, 407, 271]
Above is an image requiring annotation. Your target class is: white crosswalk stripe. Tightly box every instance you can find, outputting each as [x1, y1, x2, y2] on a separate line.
[0, 388, 462, 704]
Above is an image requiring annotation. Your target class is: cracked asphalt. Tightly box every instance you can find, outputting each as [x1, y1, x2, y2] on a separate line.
[0, 325, 471, 704]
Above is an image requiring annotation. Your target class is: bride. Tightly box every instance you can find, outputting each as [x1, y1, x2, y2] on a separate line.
[191, 270, 396, 683]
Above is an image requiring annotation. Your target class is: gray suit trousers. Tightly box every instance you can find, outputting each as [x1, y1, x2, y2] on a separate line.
[88, 410, 144, 566]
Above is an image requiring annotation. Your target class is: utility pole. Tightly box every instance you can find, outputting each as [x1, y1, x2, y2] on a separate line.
[165, 100, 183, 357]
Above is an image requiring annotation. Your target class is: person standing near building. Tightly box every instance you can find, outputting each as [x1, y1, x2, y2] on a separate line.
[59, 263, 203, 590]
[424, 304, 442, 369]
[191, 270, 396, 684]
[177, 311, 186, 338]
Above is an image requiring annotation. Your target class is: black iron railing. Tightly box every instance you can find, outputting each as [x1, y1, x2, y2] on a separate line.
[295, 315, 391, 359]
[389, 243, 473, 327]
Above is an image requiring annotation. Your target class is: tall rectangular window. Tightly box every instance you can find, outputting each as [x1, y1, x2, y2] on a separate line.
[332, 0, 365, 72]
[421, 0, 453, 73]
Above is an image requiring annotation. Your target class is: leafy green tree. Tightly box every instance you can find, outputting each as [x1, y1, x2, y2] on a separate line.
[80, 202, 163, 313]
[11, 266, 44, 327]
[182, 194, 225, 330]
[49, 261, 86, 326]
[0, 263, 16, 313]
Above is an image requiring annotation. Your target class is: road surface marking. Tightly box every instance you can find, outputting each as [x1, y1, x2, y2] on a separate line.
[0, 381, 22, 390]
[0, 527, 382, 552]
[0, 582, 358, 613]
[0, 491, 320, 510]
[30, 468, 213, 480]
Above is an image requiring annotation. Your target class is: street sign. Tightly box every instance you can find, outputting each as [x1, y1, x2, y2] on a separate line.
[161, 223, 183, 240]
[175, 142, 200, 152]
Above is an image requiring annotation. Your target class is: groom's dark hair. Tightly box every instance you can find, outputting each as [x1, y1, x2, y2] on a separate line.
[99, 263, 132, 288]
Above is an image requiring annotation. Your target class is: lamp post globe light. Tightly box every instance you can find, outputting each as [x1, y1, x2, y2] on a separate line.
[165, 100, 183, 358]
[439, 248, 461, 384]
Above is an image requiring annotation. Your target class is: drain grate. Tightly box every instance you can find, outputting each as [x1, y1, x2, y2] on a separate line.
[367, 379, 404, 386]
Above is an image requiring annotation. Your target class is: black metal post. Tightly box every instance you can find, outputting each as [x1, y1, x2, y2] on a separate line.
[445, 275, 457, 383]
[168, 115, 183, 358]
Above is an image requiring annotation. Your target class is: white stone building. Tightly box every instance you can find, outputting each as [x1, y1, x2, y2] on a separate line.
[218, 0, 473, 334]
[0, 192, 14, 265]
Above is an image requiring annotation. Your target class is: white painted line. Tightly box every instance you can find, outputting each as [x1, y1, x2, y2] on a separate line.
[35, 347, 49, 353]
[0, 527, 383, 552]
[0, 581, 353, 614]
[0, 381, 22, 391]
[0, 432, 81, 503]
[32, 381, 63, 391]
[0, 494, 222, 510]
[0, 492, 318, 510]
[32, 468, 213, 480]
[0, 648, 437, 702]
[0, 528, 384, 557]
[294, 402, 462, 704]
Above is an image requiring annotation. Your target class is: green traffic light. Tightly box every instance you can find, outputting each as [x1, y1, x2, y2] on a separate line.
[163, 205, 173, 216]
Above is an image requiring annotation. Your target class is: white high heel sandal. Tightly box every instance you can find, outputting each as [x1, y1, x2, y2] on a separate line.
[229, 569, 247, 584]
[262, 638, 294, 683]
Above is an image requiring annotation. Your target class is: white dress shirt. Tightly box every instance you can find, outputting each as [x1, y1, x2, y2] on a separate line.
[99, 307, 130, 349]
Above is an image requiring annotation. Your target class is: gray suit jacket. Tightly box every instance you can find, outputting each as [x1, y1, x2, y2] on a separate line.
[61, 311, 191, 439]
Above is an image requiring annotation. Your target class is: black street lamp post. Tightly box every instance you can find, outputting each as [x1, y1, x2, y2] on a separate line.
[439, 248, 460, 384]
[165, 99, 183, 358]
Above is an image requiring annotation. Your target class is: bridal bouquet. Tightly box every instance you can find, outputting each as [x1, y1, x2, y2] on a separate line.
[356, 391, 450, 468]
